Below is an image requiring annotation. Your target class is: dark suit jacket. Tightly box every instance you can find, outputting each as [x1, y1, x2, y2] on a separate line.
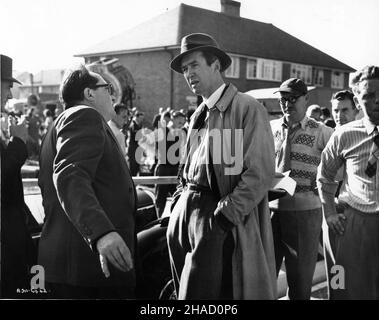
[38, 105, 136, 287]
[1, 137, 35, 297]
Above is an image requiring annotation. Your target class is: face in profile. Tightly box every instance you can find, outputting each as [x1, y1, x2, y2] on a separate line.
[1, 80, 13, 112]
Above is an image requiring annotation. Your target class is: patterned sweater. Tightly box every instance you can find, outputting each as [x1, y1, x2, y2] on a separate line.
[270, 116, 333, 211]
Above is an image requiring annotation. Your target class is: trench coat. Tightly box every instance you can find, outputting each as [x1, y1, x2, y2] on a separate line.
[184, 83, 277, 299]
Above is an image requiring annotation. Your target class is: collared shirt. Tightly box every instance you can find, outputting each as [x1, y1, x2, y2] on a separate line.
[270, 115, 333, 211]
[184, 83, 226, 186]
[108, 119, 127, 159]
[317, 118, 379, 213]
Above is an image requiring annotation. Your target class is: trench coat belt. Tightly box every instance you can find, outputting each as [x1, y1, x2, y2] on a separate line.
[186, 183, 213, 193]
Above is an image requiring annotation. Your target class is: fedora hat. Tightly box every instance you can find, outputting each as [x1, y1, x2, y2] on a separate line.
[170, 33, 231, 74]
[1, 54, 22, 85]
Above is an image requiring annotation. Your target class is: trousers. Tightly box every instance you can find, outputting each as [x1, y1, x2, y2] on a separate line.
[331, 204, 379, 300]
[271, 208, 322, 300]
[166, 186, 234, 300]
[154, 164, 178, 217]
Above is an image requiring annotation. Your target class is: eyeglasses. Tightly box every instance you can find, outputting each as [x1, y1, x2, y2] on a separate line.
[278, 95, 302, 105]
[91, 83, 114, 95]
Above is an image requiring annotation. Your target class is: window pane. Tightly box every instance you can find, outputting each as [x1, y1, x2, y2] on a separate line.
[225, 55, 240, 78]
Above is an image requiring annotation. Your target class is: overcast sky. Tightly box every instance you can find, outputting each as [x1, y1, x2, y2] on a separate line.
[1, 0, 378, 74]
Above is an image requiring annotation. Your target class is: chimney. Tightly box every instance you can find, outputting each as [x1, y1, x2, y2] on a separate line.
[220, 0, 241, 17]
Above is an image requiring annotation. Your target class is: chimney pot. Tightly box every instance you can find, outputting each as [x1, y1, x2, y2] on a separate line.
[220, 0, 241, 17]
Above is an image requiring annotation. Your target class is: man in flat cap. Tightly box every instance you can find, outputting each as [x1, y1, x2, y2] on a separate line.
[1, 54, 35, 298]
[270, 78, 333, 299]
[167, 33, 277, 299]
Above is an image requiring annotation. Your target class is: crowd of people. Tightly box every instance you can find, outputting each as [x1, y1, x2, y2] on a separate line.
[1, 31, 378, 301]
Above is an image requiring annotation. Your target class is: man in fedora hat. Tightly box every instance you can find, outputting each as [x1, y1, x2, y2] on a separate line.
[167, 33, 277, 299]
[1, 54, 36, 298]
[270, 78, 333, 299]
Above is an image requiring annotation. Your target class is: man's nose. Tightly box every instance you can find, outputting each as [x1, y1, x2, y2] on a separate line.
[8, 90, 13, 100]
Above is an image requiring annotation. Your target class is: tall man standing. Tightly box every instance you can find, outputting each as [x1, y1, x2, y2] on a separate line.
[1, 54, 35, 298]
[323, 89, 359, 299]
[167, 33, 277, 300]
[270, 78, 333, 299]
[317, 65, 379, 299]
[38, 65, 137, 299]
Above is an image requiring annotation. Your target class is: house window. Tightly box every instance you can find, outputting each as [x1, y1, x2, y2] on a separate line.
[246, 59, 257, 79]
[290, 63, 312, 84]
[225, 55, 240, 78]
[313, 68, 324, 86]
[247, 58, 282, 81]
[331, 70, 344, 89]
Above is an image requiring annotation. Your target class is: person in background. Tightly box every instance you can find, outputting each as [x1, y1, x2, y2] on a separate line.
[306, 104, 322, 121]
[154, 111, 186, 217]
[1, 54, 36, 298]
[331, 90, 359, 128]
[321, 107, 336, 128]
[128, 111, 144, 176]
[270, 78, 333, 300]
[41, 108, 54, 136]
[25, 105, 41, 159]
[321, 89, 360, 299]
[108, 103, 131, 162]
[317, 65, 379, 299]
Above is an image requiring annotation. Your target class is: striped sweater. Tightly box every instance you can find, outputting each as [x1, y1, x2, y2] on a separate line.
[270, 116, 333, 211]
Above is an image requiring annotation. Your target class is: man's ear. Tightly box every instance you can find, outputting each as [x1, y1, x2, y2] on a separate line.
[212, 59, 221, 72]
[83, 88, 93, 100]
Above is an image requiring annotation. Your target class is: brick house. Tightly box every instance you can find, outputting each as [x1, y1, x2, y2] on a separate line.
[75, 0, 355, 123]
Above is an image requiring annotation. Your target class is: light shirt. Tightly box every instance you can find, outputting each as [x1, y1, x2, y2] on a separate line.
[184, 83, 226, 185]
[317, 118, 379, 213]
[107, 119, 127, 160]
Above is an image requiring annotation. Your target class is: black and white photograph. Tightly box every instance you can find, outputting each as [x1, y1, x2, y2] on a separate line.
[1, 0, 379, 306]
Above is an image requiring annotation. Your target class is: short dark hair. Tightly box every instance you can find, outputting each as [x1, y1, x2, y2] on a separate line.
[60, 65, 99, 108]
[172, 111, 185, 119]
[331, 90, 356, 109]
[200, 50, 220, 68]
[321, 107, 331, 118]
[350, 65, 379, 93]
[113, 103, 128, 115]
[162, 111, 171, 119]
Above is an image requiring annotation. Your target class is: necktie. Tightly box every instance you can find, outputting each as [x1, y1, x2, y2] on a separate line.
[276, 122, 301, 173]
[365, 128, 379, 178]
[177, 104, 208, 181]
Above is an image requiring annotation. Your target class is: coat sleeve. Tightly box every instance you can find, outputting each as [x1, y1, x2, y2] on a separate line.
[2, 137, 28, 171]
[215, 99, 276, 226]
[53, 108, 115, 248]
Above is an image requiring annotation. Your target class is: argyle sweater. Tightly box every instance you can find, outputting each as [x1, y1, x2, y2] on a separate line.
[270, 116, 333, 211]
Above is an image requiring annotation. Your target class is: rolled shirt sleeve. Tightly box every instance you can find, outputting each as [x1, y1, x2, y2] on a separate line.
[317, 130, 344, 201]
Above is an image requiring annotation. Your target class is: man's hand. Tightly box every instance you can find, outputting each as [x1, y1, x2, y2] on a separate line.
[96, 231, 133, 278]
[326, 213, 347, 236]
[9, 115, 28, 143]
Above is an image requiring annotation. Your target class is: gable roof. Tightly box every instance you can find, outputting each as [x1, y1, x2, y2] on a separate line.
[76, 3, 354, 72]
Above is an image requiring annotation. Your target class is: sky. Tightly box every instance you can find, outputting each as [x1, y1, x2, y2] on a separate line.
[1, 0, 378, 74]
